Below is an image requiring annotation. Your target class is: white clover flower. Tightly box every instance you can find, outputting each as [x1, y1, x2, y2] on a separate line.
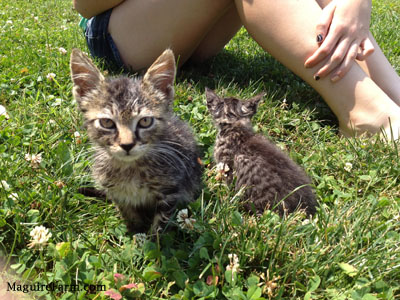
[1, 180, 10, 191]
[46, 73, 56, 81]
[28, 225, 52, 249]
[226, 253, 240, 273]
[6, 20, 13, 25]
[215, 162, 230, 181]
[9, 193, 18, 201]
[33, 16, 39, 22]
[51, 98, 63, 106]
[133, 233, 147, 247]
[31, 153, 42, 166]
[58, 47, 67, 55]
[25, 153, 42, 168]
[216, 162, 230, 174]
[74, 131, 82, 144]
[0, 104, 9, 119]
[280, 98, 288, 109]
[277, 143, 286, 151]
[177, 209, 188, 223]
[344, 162, 353, 172]
[182, 218, 196, 230]
[176, 209, 196, 230]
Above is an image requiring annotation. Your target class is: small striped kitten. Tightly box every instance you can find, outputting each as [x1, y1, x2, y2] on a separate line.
[70, 49, 202, 233]
[206, 88, 317, 216]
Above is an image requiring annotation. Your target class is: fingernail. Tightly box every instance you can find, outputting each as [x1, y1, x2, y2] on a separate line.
[314, 75, 320, 81]
[316, 34, 324, 43]
[331, 75, 340, 83]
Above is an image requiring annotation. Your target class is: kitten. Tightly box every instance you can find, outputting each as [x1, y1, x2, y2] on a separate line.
[70, 49, 202, 233]
[206, 88, 317, 216]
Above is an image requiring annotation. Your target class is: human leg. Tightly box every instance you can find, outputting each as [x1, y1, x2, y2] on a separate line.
[234, 0, 400, 139]
[189, 3, 242, 64]
[315, 0, 400, 105]
[356, 34, 400, 106]
[108, 0, 239, 71]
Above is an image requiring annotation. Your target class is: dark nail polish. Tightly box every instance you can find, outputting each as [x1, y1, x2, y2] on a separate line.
[316, 34, 323, 43]
[314, 75, 320, 81]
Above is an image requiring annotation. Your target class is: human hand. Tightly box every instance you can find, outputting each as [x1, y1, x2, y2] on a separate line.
[304, 0, 375, 82]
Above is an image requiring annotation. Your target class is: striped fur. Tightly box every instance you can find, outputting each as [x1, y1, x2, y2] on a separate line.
[70, 49, 202, 233]
[206, 88, 317, 216]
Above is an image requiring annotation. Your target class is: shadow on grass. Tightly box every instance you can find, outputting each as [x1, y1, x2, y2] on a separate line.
[179, 49, 338, 129]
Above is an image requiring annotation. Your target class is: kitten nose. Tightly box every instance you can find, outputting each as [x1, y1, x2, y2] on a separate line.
[120, 143, 135, 153]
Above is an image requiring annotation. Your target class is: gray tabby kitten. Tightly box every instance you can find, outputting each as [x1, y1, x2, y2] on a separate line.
[206, 88, 317, 216]
[70, 49, 202, 233]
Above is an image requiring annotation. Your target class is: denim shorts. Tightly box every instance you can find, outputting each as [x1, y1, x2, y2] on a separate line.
[85, 9, 125, 71]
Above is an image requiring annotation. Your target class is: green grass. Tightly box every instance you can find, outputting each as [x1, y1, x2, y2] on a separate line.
[1, 1, 400, 299]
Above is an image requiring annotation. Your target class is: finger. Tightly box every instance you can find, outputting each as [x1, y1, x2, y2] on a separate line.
[356, 37, 375, 60]
[316, 1, 336, 44]
[331, 42, 359, 83]
[305, 32, 340, 68]
[313, 37, 352, 79]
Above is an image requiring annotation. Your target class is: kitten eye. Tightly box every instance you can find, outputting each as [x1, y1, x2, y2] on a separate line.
[99, 118, 116, 129]
[138, 117, 154, 128]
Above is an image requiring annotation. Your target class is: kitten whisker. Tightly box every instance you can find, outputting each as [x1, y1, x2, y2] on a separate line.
[157, 142, 193, 163]
[147, 147, 191, 178]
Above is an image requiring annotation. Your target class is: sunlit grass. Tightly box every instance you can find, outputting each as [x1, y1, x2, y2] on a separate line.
[0, 0, 399, 299]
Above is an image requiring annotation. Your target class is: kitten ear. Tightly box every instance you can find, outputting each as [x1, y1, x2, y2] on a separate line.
[205, 87, 222, 116]
[142, 49, 176, 101]
[241, 93, 265, 116]
[70, 48, 104, 100]
[205, 87, 220, 107]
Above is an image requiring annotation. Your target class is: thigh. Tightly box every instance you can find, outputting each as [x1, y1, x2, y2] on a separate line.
[189, 3, 242, 64]
[109, 0, 234, 71]
[234, 0, 325, 77]
[234, 0, 400, 136]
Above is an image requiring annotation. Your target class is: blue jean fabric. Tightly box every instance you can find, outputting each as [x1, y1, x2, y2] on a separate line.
[85, 9, 125, 71]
